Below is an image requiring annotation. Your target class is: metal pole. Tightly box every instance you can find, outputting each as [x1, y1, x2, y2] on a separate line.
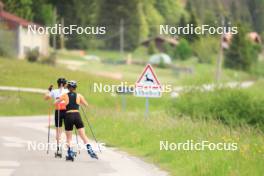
[145, 97, 149, 119]
[121, 95, 126, 111]
[52, 8, 57, 51]
[215, 16, 225, 83]
[60, 18, 65, 49]
[57, 108, 60, 152]
[80, 106, 102, 153]
[75, 128, 80, 154]
[120, 19, 124, 58]
[47, 105, 51, 154]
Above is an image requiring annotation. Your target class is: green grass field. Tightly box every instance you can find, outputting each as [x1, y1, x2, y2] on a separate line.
[0, 57, 263, 176]
[88, 110, 264, 176]
[57, 50, 254, 86]
[0, 91, 49, 116]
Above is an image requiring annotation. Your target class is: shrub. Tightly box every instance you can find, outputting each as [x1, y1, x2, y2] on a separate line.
[168, 88, 264, 130]
[0, 29, 16, 57]
[26, 48, 39, 62]
[224, 23, 261, 71]
[148, 41, 158, 55]
[0, 46, 7, 56]
[192, 36, 219, 64]
[173, 39, 192, 60]
[41, 52, 56, 66]
[157, 57, 167, 68]
[163, 42, 174, 57]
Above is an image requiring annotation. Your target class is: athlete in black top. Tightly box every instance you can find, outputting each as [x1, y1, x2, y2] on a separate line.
[59, 80, 98, 160]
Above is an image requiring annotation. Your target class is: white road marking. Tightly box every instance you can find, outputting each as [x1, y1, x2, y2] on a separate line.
[0, 169, 14, 176]
[0, 161, 20, 167]
[1, 136, 27, 148]
[0, 161, 20, 176]
[3, 143, 24, 148]
[1, 136, 27, 143]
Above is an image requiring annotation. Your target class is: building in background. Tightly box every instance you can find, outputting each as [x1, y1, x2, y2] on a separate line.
[222, 32, 262, 49]
[141, 35, 178, 52]
[0, 1, 49, 59]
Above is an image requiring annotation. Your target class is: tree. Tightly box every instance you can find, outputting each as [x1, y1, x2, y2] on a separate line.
[155, 0, 184, 24]
[247, 0, 264, 33]
[2, 0, 33, 20]
[224, 23, 259, 71]
[143, 0, 164, 37]
[52, 0, 98, 49]
[97, 0, 141, 50]
[138, 2, 149, 40]
[185, 0, 193, 14]
[31, 0, 53, 25]
[178, 14, 188, 39]
[185, 12, 200, 43]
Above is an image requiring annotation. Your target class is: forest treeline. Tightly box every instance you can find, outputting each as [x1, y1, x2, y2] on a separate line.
[2, 0, 264, 51]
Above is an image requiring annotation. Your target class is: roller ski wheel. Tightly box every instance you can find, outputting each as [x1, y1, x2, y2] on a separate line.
[65, 155, 74, 162]
[91, 154, 98, 160]
[88, 151, 98, 160]
[66, 148, 76, 162]
[54, 152, 62, 158]
[87, 145, 98, 160]
[70, 151, 77, 157]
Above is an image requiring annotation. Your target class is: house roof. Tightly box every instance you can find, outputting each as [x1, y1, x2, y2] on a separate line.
[247, 32, 262, 43]
[223, 32, 262, 44]
[0, 10, 37, 28]
[142, 35, 179, 45]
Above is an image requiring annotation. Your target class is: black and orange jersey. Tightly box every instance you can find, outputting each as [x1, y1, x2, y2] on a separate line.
[59, 92, 88, 111]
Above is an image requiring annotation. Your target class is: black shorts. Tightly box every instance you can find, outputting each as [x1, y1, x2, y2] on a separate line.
[64, 112, 84, 131]
[54, 110, 66, 127]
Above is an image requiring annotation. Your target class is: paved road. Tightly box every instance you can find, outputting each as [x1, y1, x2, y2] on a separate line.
[0, 116, 168, 176]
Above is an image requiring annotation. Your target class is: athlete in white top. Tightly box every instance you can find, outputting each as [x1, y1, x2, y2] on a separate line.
[44, 78, 69, 156]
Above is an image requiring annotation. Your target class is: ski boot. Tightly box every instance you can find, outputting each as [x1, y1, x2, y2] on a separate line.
[66, 148, 76, 162]
[87, 144, 98, 159]
[55, 147, 62, 158]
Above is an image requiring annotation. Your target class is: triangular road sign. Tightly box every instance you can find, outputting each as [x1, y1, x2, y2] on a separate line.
[136, 64, 161, 87]
[134, 64, 162, 98]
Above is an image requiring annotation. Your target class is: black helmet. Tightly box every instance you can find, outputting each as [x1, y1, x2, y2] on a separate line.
[67, 80, 77, 89]
[57, 78, 67, 86]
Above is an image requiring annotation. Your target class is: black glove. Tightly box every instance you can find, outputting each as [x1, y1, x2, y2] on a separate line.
[48, 85, 53, 92]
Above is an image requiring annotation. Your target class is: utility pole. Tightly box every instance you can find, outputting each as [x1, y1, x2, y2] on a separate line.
[120, 19, 124, 58]
[215, 16, 225, 83]
[60, 17, 65, 50]
[52, 8, 57, 52]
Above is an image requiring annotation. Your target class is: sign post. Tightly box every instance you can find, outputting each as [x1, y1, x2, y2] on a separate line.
[134, 64, 162, 118]
[121, 94, 126, 111]
[145, 97, 149, 118]
[116, 86, 133, 112]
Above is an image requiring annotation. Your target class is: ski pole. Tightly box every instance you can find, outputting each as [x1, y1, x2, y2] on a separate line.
[75, 128, 80, 154]
[80, 106, 101, 153]
[57, 104, 62, 156]
[47, 104, 51, 154]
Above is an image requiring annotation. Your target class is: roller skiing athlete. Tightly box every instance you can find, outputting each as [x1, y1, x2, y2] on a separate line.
[58, 80, 98, 161]
[44, 78, 68, 158]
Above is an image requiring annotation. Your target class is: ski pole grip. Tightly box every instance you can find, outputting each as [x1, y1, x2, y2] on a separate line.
[48, 85, 53, 92]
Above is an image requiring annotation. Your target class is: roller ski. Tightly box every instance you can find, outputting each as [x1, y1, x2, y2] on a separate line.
[54, 147, 62, 158]
[87, 144, 98, 159]
[66, 148, 77, 162]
